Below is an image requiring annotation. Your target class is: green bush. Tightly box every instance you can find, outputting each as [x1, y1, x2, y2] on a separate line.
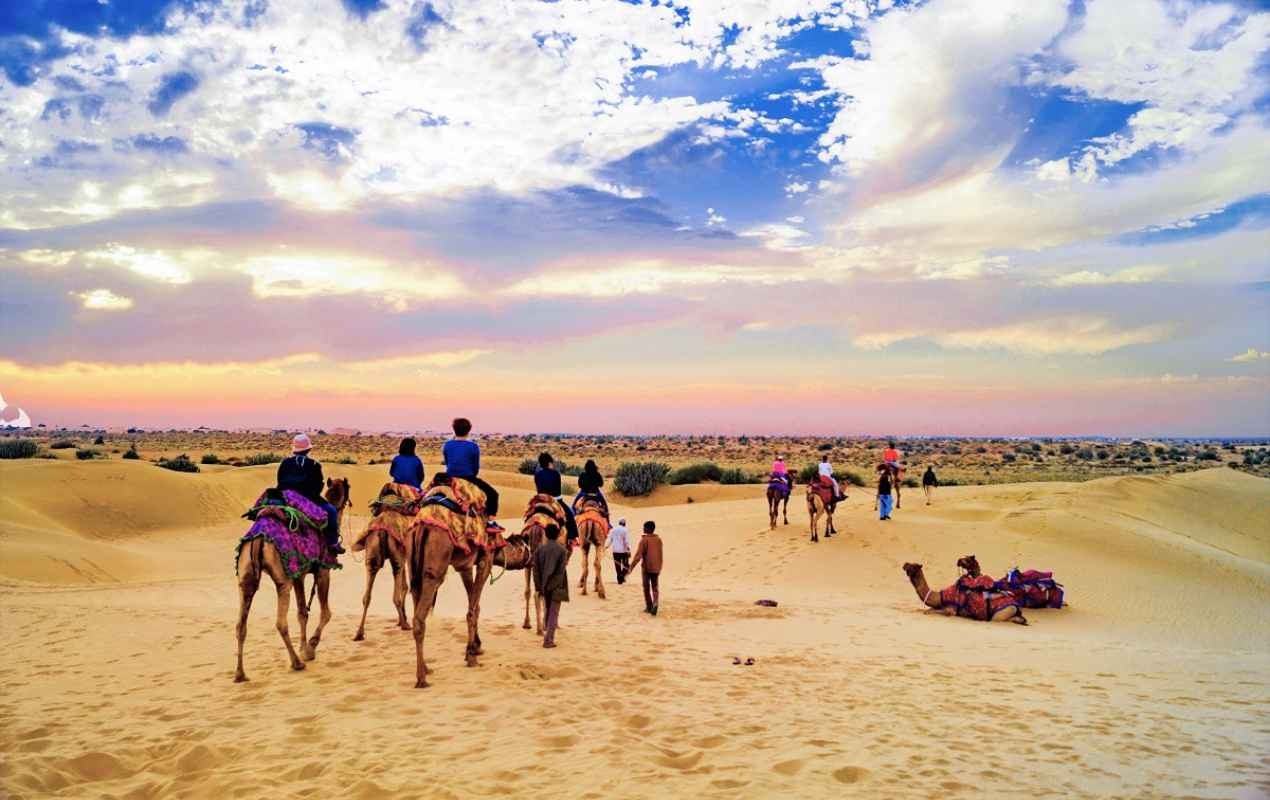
[0, 439, 39, 459]
[1196, 450, 1220, 461]
[902, 476, 919, 488]
[50, 439, 75, 449]
[1002, 453, 1017, 462]
[243, 452, 284, 466]
[718, 467, 756, 485]
[75, 448, 100, 460]
[122, 447, 141, 460]
[337, 456, 357, 464]
[201, 453, 221, 465]
[1076, 448, 1094, 460]
[518, 458, 538, 475]
[841, 469, 866, 487]
[613, 461, 670, 496]
[158, 454, 200, 473]
[797, 463, 820, 482]
[93, 435, 105, 445]
[668, 462, 722, 485]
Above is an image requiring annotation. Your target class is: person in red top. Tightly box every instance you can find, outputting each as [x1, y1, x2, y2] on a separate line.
[883, 441, 901, 469]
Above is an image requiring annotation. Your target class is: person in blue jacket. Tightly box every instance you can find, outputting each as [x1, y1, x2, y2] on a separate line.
[441, 417, 502, 533]
[389, 437, 424, 489]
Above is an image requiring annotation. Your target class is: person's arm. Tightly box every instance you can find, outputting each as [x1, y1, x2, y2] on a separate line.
[441, 441, 452, 470]
[472, 443, 480, 476]
[312, 460, 325, 500]
[276, 460, 286, 486]
[629, 538, 645, 570]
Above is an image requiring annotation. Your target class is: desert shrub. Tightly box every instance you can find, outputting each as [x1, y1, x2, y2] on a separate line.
[940, 477, 960, 486]
[668, 462, 722, 485]
[975, 446, 987, 454]
[1002, 453, 1017, 463]
[93, 435, 105, 445]
[1196, 450, 1220, 461]
[201, 453, 221, 465]
[1060, 443, 1075, 455]
[902, 476, 919, 488]
[75, 448, 100, 460]
[122, 446, 141, 460]
[1076, 448, 1094, 460]
[797, 463, 820, 482]
[50, 439, 75, 449]
[243, 452, 284, 466]
[0, 439, 39, 459]
[841, 469, 866, 487]
[816, 442, 833, 452]
[337, 456, 357, 464]
[718, 467, 756, 484]
[158, 454, 200, 473]
[613, 461, 670, 496]
[518, 458, 538, 475]
[1095, 450, 1110, 461]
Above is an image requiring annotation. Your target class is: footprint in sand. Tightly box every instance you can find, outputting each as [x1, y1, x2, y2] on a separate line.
[833, 766, 869, 784]
[771, 759, 804, 776]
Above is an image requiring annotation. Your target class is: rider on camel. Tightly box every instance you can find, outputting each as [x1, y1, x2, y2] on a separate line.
[818, 455, 845, 501]
[535, 452, 579, 543]
[573, 459, 609, 516]
[883, 440, 901, 471]
[276, 433, 344, 554]
[442, 417, 503, 534]
[771, 455, 792, 492]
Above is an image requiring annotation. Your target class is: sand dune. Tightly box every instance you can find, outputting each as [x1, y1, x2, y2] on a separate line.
[0, 463, 1266, 798]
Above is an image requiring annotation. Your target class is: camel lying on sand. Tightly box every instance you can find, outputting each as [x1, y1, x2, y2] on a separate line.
[902, 562, 1027, 624]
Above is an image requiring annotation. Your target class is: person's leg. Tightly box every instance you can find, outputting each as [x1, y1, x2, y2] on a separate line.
[641, 570, 653, 612]
[320, 501, 341, 547]
[543, 600, 559, 646]
[649, 572, 660, 614]
[558, 500, 578, 541]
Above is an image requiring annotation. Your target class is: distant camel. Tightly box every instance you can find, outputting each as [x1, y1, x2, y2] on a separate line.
[901, 562, 1026, 624]
[767, 474, 792, 529]
[806, 479, 844, 542]
[352, 483, 418, 641]
[233, 481, 346, 682]
[406, 477, 495, 688]
[575, 496, 609, 599]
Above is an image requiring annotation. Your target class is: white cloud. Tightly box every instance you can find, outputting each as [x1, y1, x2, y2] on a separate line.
[706, 207, 727, 226]
[76, 289, 134, 311]
[1229, 348, 1270, 363]
[1047, 265, 1169, 287]
[853, 316, 1173, 355]
[784, 180, 810, 196]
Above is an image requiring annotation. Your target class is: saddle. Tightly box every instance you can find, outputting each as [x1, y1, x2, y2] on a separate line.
[523, 493, 567, 528]
[939, 575, 1020, 621]
[237, 488, 338, 580]
[997, 568, 1064, 609]
[809, 476, 837, 506]
[573, 493, 610, 531]
[768, 474, 792, 495]
[413, 475, 499, 555]
[353, 482, 423, 552]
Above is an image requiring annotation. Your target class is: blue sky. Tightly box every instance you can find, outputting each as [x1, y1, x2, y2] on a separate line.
[0, 0, 1268, 434]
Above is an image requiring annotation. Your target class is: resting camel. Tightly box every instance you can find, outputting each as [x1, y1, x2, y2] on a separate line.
[352, 484, 415, 642]
[901, 562, 1026, 624]
[767, 475, 792, 529]
[233, 480, 347, 682]
[575, 497, 608, 599]
[406, 479, 495, 688]
[806, 479, 844, 542]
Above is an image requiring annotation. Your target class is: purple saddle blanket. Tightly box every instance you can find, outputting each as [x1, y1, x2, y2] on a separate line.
[236, 489, 340, 579]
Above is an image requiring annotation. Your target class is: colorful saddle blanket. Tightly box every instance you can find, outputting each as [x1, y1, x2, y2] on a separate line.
[939, 575, 1020, 621]
[573, 495, 610, 532]
[236, 489, 339, 580]
[352, 482, 422, 552]
[996, 568, 1064, 609]
[809, 476, 836, 506]
[523, 493, 566, 530]
[413, 476, 500, 555]
[768, 474, 792, 496]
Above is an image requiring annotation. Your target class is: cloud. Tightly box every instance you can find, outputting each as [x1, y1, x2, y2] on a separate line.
[1047, 265, 1169, 287]
[1229, 348, 1270, 363]
[76, 289, 134, 311]
[854, 316, 1173, 356]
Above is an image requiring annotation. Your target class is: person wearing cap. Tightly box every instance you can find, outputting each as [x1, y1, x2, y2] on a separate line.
[607, 517, 630, 584]
[276, 433, 344, 554]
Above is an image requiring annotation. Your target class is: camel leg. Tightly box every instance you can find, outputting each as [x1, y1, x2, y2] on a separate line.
[390, 546, 409, 630]
[295, 577, 316, 661]
[354, 547, 381, 642]
[274, 579, 304, 672]
[234, 565, 259, 683]
[411, 574, 443, 688]
[593, 540, 605, 599]
[992, 605, 1027, 625]
[459, 555, 492, 666]
[783, 496, 789, 525]
[523, 566, 533, 630]
[578, 542, 589, 595]
[308, 569, 331, 654]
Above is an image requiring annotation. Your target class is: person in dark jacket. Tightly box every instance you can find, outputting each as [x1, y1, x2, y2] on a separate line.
[534, 452, 578, 542]
[531, 524, 569, 648]
[573, 459, 609, 516]
[629, 520, 664, 615]
[922, 465, 938, 505]
[441, 417, 502, 533]
[389, 437, 424, 489]
[276, 433, 344, 554]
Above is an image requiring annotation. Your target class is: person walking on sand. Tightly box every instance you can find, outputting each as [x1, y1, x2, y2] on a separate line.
[532, 524, 568, 648]
[922, 466, 938, 505]
[629, 520, 664, 615]
[608, 518, 630, 584]
[877, 469, 894, 521]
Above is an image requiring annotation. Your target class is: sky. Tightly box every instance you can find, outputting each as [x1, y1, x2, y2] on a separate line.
[1, 0, 1268, 436]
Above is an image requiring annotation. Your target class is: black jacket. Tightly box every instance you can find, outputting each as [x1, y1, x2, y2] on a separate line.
[535, 467, 562, 497]
[277, 454, 325, 502]
[577, 470, 603, 493]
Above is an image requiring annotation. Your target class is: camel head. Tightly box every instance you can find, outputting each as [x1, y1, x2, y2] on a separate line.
[902, 562, 924, 580]
[956, 554, 981, 577]
[325, 476, 352, 508]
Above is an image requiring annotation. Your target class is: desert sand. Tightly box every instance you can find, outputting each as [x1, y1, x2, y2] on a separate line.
[1, 460, 1267, 798]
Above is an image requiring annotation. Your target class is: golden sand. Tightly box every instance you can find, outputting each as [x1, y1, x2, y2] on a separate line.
[1, 461, 1267, 798]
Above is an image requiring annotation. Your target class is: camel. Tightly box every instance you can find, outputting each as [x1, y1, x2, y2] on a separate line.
[233, 481, 346, 682]
[352, 483, 418, 642]
[806, 479, 844, 542]
[575, 496, 608, 599]
[901, 562, 1026, 624]
[767, 475, 792, 529]
[506, 493, 562, 635]
[406, 478, 495, 688]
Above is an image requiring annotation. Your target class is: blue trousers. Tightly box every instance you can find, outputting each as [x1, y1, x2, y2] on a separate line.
[879, 494, 894, 519]
[320, 500, 341, 545]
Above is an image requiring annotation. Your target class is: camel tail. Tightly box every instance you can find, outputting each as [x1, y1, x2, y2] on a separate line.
[408, 525, 427, 596]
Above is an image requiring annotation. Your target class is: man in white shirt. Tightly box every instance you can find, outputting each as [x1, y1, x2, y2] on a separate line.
[819, 455, 844, 501]
[608, 518, 631, 584]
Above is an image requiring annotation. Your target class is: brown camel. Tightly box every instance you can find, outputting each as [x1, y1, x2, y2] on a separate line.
[767, 475, 792, 529]
[575, 497, 608, 599]
[352, 483, 417, 642]
[806, 479, 844, 542]
[233, 481, 346, 682]
[406, 480, 495, 688]
[506, 493, 560, 634]
[877, 463, 903, 509]
[901, 562, 1026, 624]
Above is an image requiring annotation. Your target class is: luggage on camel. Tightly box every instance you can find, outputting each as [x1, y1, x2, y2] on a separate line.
[938, 574, 1021, 622]
[997, 568, 1065, 609]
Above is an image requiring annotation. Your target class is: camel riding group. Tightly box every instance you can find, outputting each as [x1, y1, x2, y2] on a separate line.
[233, 425, 617, 688]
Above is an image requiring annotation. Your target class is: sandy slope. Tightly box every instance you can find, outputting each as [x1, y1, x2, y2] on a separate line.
[0, 462, 1266, 799]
